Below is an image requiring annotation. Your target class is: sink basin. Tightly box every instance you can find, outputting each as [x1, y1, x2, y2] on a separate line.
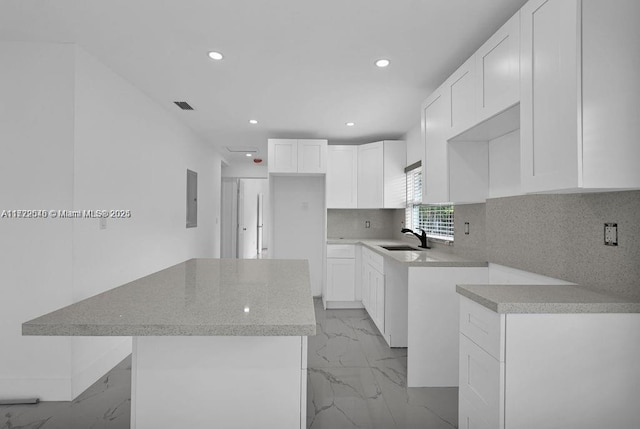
[380, 245, 424, 251]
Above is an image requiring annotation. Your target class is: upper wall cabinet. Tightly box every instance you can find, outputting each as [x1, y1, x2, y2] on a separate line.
[357, 140, 406, 209]
[268, 139, 327, 175]
[520, 0, 640, 193]
[445, 56, 477, 139]
[422, 86, 451, 204]
[475, 11, 520, 123]
[357, 142, 384, 208]
[424, 11, 521, 205]
[326, 145, 358, 208]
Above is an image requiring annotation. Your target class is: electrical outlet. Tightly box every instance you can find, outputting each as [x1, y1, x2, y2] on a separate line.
[604, 223, 617, 246]
[464, 222, 470, 235]
[365, 220, 371, 229]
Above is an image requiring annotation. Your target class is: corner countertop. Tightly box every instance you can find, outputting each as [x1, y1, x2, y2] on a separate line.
[327, 238, 487, 268]
[23, 259, 317, 337]
[456, 284, 640, 314]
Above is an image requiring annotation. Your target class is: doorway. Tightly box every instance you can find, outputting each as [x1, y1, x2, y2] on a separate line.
[221, 178, 269, 259]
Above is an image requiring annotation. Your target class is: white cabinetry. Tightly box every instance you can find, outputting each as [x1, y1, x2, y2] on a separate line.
[475, 11, 520, 123]
[325, 141, 405, 208]
[268, 139, 327, 174]
[356, 140, 406, 208]
[446, 56, 477, 139]
[520, 0, 640, 192]
[361, 246, 385, 334]
[357, 142, 383, 208]
[325, 244, 359, 308]
[358, 140, 407, 209]
[326, 146, 358, 208]
[458, 295, 640, 428]
[423, 10, 521, 205]
[422, 87, 451, 204]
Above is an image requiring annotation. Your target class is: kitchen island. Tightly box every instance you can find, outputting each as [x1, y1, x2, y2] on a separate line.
[23, 258, 316, 429]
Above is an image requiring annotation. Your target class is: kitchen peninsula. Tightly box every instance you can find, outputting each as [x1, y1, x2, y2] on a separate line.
[23, 259, 316, 429]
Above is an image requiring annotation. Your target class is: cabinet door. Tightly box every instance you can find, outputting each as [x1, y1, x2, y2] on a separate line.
[361, 263, 369, 311]
[326, 258, 356, 302]
[476, 11, 520, 122]
[446, 56, 476, 139]
[422, 87, 450, 204]
[382, 141, 407, 208]
[520, 0, 580, 192]
[357, 142, 384, 208]
[368, 267, 377, 322]
[326, 146, 358, 208]
[268, 139, 298, 173]
[298, 139, 327, 174]
[373, 269, 385, 334]
[459, 334, 504, 429]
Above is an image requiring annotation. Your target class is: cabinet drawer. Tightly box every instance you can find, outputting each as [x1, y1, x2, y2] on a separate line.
[327, 244, 355, 259]
[459, 334, 504, 429]
[362, 247, 384, 274]
[459, 295, 505, 361]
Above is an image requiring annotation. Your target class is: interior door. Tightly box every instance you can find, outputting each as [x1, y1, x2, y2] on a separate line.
[257, 192, 263, 255]
[236, 180, 245, 258]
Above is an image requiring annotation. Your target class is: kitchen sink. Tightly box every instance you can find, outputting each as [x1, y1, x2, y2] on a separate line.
[380, 245, 424, 251]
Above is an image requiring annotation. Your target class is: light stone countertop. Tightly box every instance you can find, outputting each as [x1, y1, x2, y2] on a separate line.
[23, 259, 316, 337]
[327, 238, 487, 268]
[456, 284, 640, 314]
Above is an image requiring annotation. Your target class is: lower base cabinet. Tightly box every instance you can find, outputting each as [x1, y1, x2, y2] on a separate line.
[324, 244, 360, 309]
[459, 295, 640, 428]
[362, 259, 385, 334]
[326, 258, 355, 302]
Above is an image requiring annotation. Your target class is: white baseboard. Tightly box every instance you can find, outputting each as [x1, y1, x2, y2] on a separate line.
[325, 301, 364, 309]
[0, 377, 72, 402]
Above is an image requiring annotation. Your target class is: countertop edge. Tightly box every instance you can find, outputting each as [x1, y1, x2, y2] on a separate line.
[22, 323, 317, 337]
[328, 238, 488, 267]
[456, 284, 640, 314]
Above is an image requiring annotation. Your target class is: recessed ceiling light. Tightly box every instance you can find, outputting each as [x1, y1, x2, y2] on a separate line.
[208, 51, 224, 60]
[346, 122, 355, 127]
[375, 58, 390, 68]
[245, 153, 252, 157]
[249, 119, 258, 125]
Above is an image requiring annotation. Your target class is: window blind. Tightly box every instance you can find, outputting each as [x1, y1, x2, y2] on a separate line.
[405, 163, 454, 241]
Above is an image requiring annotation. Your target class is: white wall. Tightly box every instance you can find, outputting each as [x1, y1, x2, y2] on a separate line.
[0, 41, 75, 400]
[222, 163, 268, 178]
[0, 42, 223, 400]
[271, 176, 325, 296]
[70, 47, 222, 398]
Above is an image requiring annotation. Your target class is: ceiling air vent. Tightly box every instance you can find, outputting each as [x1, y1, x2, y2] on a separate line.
[174, 101, 194, 111]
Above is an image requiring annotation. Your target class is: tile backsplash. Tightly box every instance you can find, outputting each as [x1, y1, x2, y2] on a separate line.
[454, 190, 640, 300]
[327, 209, 404, 239]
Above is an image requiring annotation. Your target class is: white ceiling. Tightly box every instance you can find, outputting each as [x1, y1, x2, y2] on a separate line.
[0, 0, 527, 165]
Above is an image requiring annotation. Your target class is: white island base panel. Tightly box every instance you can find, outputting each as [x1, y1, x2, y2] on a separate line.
[407, 267, 488, 387]
[131, 336, 308, 429]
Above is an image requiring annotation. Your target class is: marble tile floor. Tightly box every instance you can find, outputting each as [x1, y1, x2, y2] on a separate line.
[307, 298, 457, 429]
[1, 357, 131, 429]
[1, 298, 458, 429]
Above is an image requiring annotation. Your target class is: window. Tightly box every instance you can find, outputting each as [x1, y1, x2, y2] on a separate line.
[405, 163, 454, 241]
